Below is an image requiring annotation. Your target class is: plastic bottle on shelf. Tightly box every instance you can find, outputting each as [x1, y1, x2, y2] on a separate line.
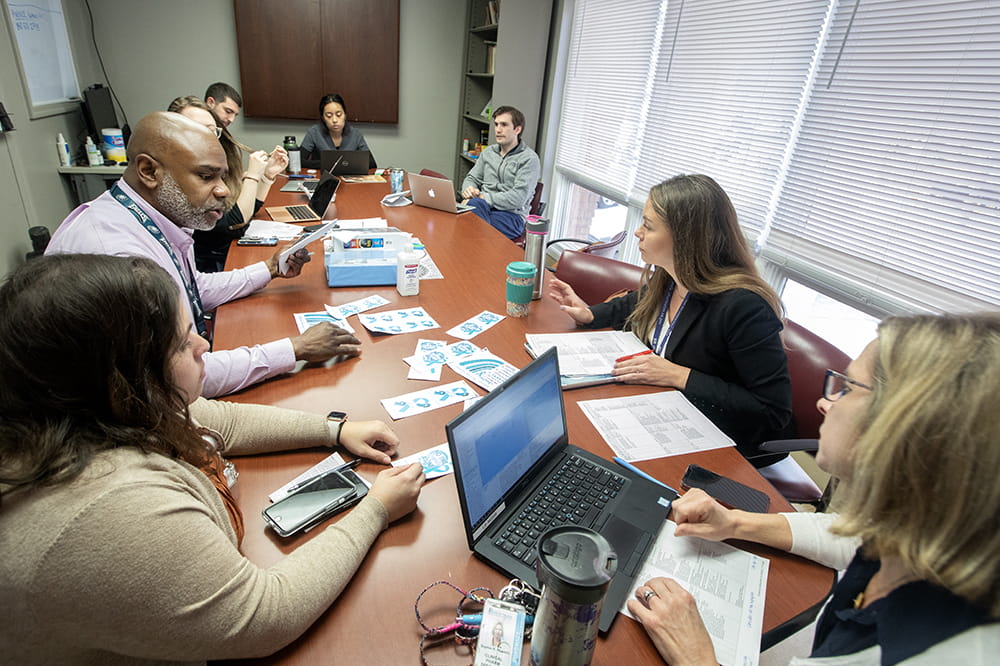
[85, 136, 103, 166]
[396, 241, 420, 296]
[56, 133, 71, 166]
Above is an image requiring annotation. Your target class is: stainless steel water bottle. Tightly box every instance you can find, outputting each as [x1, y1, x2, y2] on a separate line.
[523, 217, 549, 300]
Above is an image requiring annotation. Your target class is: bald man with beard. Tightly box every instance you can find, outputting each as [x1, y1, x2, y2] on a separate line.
[47, 112, 361, 397]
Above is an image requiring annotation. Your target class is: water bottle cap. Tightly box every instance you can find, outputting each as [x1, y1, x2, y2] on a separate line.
[506, 261, 537, 278]
[525, 217, 549, 234]
[535, 526, 618, 603]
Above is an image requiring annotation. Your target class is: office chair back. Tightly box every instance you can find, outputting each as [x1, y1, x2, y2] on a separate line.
[756, 320, 852, 507]
[782, 319, 852, 440]
[418, 168, 447, 180]
[552, 250, 644, 305]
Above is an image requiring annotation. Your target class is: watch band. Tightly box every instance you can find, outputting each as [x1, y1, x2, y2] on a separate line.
[327, 411, 348, 446]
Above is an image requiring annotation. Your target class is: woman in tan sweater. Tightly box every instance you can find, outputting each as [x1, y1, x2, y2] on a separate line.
[0, 254, 424, 664]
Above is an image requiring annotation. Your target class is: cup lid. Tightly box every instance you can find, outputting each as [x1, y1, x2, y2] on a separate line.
[536, 526, 618, 603]
[506, 261, 537, 277]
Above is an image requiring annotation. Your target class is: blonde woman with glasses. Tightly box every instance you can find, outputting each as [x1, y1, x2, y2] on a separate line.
[628, 312, 1000, 665]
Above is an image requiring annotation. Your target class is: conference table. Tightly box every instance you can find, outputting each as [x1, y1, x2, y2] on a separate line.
[212, 175, 835, 664]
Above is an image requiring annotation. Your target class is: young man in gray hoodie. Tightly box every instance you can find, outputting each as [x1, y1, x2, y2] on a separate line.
[461, 106, 540, 239]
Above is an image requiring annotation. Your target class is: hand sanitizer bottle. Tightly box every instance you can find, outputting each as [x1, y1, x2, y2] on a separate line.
[85, 136, 103, 166]
[396, 241, 420, 296]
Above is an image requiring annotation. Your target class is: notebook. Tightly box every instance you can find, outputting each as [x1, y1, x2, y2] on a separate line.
[446, 347, 675, 633]
[265, 176, 340, 223]
[321, 150, 372, 176]
[408, 172, 475, 214]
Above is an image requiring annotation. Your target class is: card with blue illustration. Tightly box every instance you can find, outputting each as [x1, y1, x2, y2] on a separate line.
[293, 310, 355, 334]
[327, 294, 390, 319]
[391, 442, 453, 480]
[446, 310, 506, 340]
[381, 380, 479, 420]
[360, 307, 441, 335]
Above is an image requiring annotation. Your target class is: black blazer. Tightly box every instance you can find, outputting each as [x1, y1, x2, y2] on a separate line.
[588, 288, 794, 458]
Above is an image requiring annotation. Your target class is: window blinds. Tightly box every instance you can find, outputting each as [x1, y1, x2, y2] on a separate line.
[764, 0, 1000, 313]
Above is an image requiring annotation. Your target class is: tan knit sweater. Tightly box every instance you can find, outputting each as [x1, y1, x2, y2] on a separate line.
[0, 398, 389, 664]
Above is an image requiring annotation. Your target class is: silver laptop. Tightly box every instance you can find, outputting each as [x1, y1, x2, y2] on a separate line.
[409, 172, 474, 214]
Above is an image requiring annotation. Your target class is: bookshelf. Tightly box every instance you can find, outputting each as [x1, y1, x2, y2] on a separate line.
[454, 0, 551, 185]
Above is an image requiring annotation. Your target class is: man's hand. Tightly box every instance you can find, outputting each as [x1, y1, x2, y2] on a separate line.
[264, 145, 289, 180]
[265, 246, 310, 279]
[461, 185, 481, 199]
[338, 421, 399, 464]
[290, 322, 361, 362]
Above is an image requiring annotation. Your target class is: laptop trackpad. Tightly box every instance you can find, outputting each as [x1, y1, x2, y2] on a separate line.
[601, 516, 642, 565]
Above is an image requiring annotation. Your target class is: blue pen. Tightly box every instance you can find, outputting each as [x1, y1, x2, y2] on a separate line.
[613, 457, 679, 495]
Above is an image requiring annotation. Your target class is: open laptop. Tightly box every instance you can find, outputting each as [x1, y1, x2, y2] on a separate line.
[265, 175, 340, 223]
[321, 150, 372, 176]
[409, 172, 475, 214]
[446, 347, 675, 632]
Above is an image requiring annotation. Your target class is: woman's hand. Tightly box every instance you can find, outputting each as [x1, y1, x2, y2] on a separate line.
[671, 488, 739, 541]
[368, 463, 424, 523]
[547, 276, 594, 325]
[338, 421, 399, 464]
[627, 577, 718, 666]
[245, 150, 268, 180]
[264, 145, 289, 181]
[612, 353, 690, 388]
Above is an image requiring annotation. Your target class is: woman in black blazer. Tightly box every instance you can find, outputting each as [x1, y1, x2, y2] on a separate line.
[548, 174, 793, 460]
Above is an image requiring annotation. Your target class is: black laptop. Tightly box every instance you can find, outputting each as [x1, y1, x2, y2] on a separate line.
[446, 347, 675, 632]
[320, 149, 372, 175]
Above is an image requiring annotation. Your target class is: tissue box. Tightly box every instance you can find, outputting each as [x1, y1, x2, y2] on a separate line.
[324, 229, 411, 287]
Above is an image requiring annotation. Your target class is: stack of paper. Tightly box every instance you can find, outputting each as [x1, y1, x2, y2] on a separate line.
[525, 330, 649, 388]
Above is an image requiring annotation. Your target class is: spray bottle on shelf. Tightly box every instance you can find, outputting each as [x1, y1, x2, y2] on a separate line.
[56, 133, 71, 166]
[396, 241, 420, 296]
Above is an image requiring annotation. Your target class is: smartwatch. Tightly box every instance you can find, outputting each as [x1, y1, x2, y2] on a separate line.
[327, 411, 348, 446]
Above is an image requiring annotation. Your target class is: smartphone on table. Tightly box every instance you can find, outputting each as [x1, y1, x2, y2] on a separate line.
[680, 464, 771, 513]
[262, 468, 368, 537]
[237, 236, 279, 246]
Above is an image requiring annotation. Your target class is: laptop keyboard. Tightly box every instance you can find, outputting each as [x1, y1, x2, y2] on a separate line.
[286, 204, 316, 220]
[494, 456, 625, 566]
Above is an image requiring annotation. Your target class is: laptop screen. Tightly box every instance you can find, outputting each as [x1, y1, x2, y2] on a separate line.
[447, 348, 567, 531]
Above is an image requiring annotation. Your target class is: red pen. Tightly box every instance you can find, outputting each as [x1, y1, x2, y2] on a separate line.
[615, 349, 653, 363]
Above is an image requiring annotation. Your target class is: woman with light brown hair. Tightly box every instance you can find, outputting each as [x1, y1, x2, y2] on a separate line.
[549, 174, 792, 460]
[631, 312, 1000, 664]
[167, 95, 288, 272]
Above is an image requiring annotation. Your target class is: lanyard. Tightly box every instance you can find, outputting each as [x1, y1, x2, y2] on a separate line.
[111, 184, 208, 337]
[651, 283, 690, 356]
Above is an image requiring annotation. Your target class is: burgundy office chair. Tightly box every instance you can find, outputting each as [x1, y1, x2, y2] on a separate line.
[755, 319, 852, 508]
[419, 168, 447, 179]
[551, 250, 644, 305]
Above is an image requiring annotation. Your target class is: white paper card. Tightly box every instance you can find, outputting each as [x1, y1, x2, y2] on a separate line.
[326, 295, 390, 319]
[391, 442, 454, 479]
[293, 311, 355, 335]
[446, 310, 506, 340]
[360, 307, 441, 335]
[447, 349, 520, 391]
[278, 220, 338, 274]
[381, 380, 478, 420]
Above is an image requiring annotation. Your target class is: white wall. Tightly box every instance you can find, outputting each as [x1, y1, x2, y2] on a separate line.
[0, 0, 466, 277]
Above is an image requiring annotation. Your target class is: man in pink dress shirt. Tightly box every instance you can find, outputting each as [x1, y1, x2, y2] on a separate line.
[47, 111, 360, 397]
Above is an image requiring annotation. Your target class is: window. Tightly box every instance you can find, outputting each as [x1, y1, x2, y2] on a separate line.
[781, 280, 878, 358]
[549, 0, 1000, 315]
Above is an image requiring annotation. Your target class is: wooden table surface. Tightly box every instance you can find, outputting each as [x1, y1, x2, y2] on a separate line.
[212, 176, 834, 664]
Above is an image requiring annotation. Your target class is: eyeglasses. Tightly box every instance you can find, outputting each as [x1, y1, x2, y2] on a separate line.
[823, 369, 874, 401]
[204, 125, 222, 139]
